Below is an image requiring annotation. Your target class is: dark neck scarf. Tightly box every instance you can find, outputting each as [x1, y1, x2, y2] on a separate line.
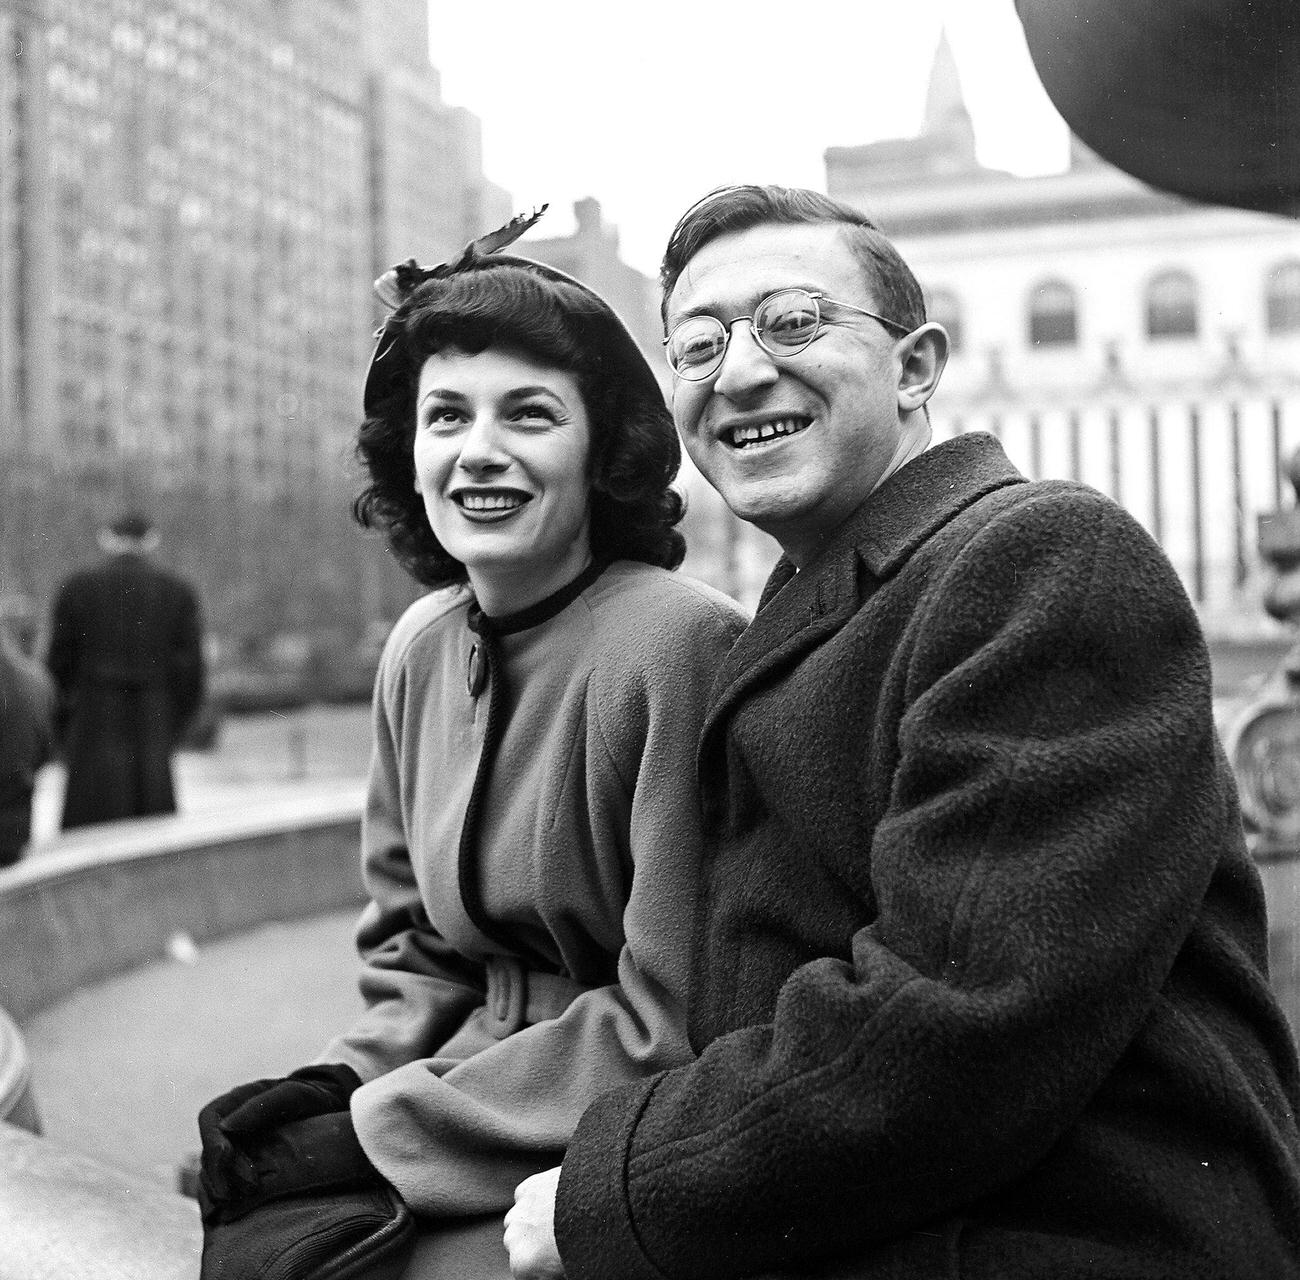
[457, 557, 611, 956]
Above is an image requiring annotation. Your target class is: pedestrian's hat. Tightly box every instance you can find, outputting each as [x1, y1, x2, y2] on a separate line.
[107, 511, 155, 540]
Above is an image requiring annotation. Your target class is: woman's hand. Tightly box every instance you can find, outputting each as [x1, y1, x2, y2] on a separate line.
[504, 1166, 565, 1279]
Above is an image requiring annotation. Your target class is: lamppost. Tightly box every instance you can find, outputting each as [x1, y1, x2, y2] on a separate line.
[1223, 446, 1300, 1039]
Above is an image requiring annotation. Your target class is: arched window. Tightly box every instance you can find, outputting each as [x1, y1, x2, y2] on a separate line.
[1027, 280, 1078, 347]
[1145, 269, 1198, 339]
[1266, 260, 1300, 334]
[926, 287, 963, 353]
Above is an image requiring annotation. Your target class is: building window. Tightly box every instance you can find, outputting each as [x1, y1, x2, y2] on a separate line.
[1266, 261, 1300, 334]
[1028, 280, 1078, 347]
[1145, 269, 1198, 339]
[926, 288, 963, 352]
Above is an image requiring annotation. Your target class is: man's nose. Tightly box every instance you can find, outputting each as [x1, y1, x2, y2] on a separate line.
[712, 320, 779, 401]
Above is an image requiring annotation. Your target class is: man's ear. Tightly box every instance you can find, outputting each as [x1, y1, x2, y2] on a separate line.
[896, 322, 949, 414]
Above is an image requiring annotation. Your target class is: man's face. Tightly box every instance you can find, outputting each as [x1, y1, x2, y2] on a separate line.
[666, 222, 919, 566]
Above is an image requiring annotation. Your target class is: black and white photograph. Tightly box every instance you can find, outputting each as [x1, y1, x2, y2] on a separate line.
[0, 1, 1297, 1276]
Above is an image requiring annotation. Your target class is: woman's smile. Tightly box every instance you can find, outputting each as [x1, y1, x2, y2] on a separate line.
[450, 486, 534, 519]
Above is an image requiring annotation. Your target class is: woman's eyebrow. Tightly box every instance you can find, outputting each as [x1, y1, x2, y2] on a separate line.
[501, 385, 565, 400]
[418, 386, 469, 405]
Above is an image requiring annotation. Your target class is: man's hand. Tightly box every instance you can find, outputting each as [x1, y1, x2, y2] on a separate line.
[504, 1166, 564, 1279]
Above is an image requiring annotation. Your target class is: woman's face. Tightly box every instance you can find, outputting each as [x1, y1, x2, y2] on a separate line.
[414, 345, 593, 614]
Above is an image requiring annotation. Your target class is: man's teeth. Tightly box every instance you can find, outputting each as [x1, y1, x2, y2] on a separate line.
[729, 417, 808, 447]
[459, 492, 525, 511]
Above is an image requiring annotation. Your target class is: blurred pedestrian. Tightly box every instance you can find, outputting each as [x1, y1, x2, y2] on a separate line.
[46, 511, 205, 829]
[0, 620, 55, 866]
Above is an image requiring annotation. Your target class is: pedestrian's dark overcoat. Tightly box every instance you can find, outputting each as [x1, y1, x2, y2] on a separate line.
[557, 433, 1300, 1279]
[47, 550, 204, 828]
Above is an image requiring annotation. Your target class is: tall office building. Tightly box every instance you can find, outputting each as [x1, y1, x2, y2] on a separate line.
[1, 1, 53, 476]
[362, 0, 510, 278]
[0, 0, 509, 660]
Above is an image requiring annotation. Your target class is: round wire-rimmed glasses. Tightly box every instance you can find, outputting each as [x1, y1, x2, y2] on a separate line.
[664, 288, 913, 381]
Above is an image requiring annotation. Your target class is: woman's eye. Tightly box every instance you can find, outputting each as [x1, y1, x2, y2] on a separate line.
[512, 403, 559, 425]
[423, 407, 464, 429]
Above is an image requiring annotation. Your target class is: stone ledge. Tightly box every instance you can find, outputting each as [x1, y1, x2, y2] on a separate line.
[0, 1121, 201, 1279]
[0, 786, 366, 1022]
[12, 782, 367, 884]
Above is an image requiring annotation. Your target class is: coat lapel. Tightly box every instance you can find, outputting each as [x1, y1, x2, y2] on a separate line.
[700, 433, 1026, 751]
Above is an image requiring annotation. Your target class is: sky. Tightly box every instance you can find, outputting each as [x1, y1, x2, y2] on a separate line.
[426, 0, 1070, 276]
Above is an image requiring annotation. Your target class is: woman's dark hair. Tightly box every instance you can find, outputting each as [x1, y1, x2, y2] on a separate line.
[353, 260, 685, 589]
[660, 184, 927, 333]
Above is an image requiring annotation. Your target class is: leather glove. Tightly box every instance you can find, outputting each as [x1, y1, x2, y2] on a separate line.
[198, 1109, 416, 1280]
[198, 1063, 362, 1211]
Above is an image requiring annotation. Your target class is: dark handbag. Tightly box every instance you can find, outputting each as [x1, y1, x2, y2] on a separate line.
[201, 1183, 416, 1280]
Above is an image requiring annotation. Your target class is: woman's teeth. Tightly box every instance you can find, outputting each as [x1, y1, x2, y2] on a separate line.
[729, 417, 809, 448]
[458, 492, 527, 511]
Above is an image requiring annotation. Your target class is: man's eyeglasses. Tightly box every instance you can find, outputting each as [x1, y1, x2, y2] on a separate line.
[664, 288, 913, 382]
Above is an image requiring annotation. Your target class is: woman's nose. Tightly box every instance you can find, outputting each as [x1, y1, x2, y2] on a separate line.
[456, 415, 508, 472]
[712, 320, 779, 401]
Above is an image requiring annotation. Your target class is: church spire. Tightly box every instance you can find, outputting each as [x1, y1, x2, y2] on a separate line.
[920, 27, 977, 170]
[924, 29, 966, 133]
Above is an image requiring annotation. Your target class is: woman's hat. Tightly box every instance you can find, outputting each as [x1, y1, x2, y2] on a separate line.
[363, 205, 664, 415]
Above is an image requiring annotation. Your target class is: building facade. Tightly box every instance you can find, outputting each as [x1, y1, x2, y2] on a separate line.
[0, 0, 507, 671]
[826, 33, 1300, 635]
[363, 0, 510, 275]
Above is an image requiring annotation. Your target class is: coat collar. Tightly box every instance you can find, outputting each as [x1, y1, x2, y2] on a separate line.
[702, 433, 1025, 746]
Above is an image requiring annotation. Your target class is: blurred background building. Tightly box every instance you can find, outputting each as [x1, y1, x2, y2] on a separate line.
[828, 32, 1300, 633]
[0, 0, 518, 700]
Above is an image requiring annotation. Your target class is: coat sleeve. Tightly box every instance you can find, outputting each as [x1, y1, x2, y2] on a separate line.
[316, 641, 489, 1082]
[167, 582, 206, 730]
[555, 491, 1238, 1280]
[44, 581, 80, 735]
[348, 592, 746, 1218]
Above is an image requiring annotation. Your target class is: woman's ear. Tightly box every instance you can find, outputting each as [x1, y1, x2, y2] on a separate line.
[896, 322, 949, 415]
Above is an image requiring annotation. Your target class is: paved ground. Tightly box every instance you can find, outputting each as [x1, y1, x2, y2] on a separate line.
[23, 911, 364, 1188]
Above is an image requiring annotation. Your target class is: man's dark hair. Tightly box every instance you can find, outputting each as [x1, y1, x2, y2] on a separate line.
[354, 260, 685, 589]
[660, 185, 927, 333]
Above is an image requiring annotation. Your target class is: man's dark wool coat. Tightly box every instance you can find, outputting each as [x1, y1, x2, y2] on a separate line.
[556, 433, 1300, 1279]
[47, 550, 204, 828]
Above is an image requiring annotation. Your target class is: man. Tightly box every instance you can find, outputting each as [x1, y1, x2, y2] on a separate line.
[505, 186, 1300, 1278]
[46, 511, 205, 828]
[0, 608, 55, 865]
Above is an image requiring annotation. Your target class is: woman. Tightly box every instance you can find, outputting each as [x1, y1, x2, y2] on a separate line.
[196, 212, 747, 1280]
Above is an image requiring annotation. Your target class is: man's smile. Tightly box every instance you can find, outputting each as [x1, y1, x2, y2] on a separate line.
[720, 414, 814, 450]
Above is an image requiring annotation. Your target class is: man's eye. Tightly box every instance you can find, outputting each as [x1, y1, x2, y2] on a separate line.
[763, 307, 817, 340]
[676, 330, 724, 366]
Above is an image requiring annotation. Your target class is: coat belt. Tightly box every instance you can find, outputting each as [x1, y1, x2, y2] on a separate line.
[482, 955, 589, 1040]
